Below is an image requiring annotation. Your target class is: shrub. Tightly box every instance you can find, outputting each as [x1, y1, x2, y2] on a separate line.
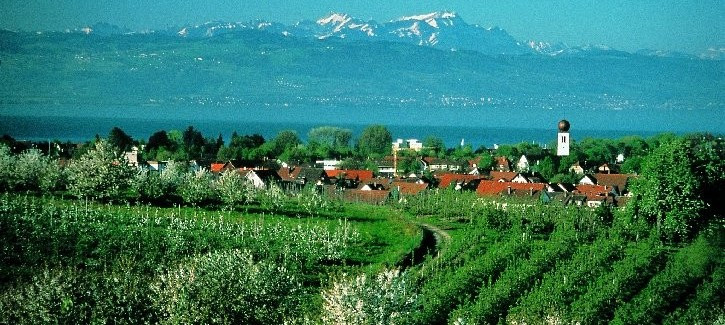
[321, 268, 418, 325]
[151, 249, 301, 324]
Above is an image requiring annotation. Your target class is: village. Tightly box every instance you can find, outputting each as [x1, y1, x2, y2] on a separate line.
[121, 135, 636, 209]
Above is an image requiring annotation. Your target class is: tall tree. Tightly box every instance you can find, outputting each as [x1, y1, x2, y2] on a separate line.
[357, 125, 392, 158]
[182, 126, 205, 159]
[267, 130, 300, 158]
[308, 126, 352, 149]
[422, 136, 445, 157]
[147, 130, 173, 151]
[628, 138, 705, 241]
[108, 127, 134, 152]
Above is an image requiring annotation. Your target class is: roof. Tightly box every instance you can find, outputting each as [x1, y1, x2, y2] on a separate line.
[325, 170, 374, 182]
[278, 166, 326, 183]
[210, 163, 225, 173]
[574, 184, 609, 197]
[438, 173, 482, 189]
[359, 182, 388, 191]
[489, 171, 517, 182]
[495, 156, 511, 171]
[476, 180, 546, 197]
[591, 173, 634, 191]
[246, 169, 282, 183]
[548, 182, 577, 193]
[343, 190, 390, 205]
[391, 181, 428, 196]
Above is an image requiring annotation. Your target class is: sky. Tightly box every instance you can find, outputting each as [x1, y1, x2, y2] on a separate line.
[2, 0, 722, 54]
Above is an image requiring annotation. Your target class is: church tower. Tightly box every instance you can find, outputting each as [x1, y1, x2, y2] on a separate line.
[557, 120, 570, 156]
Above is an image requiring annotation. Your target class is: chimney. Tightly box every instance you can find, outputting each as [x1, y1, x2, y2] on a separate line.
[507, 186, 512, 195]
[529, 187, 533, 196]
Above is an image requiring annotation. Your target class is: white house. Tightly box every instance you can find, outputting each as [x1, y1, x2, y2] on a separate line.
[125, 146, 139, 167]
[616, 153, 625, 163]
[146, 160, 168, 172]
[242, 169, 282, 189]
[315, 159, 342, 170]
[392, 139, 424, 151]
[516, 155, 529, 172]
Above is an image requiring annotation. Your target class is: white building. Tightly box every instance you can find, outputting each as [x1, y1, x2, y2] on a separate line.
[392, 139, 423, 151]
[315, 159, 342, 170]
[516, 155, 529, 172]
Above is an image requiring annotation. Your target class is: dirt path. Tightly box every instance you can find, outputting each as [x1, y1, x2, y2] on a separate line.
[398, 222, 451, 269]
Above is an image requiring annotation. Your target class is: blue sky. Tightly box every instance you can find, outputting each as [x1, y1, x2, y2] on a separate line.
[2, 0, 722, 54]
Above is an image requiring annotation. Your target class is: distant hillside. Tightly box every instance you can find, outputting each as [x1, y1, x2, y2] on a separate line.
[0, 24, 722, 110]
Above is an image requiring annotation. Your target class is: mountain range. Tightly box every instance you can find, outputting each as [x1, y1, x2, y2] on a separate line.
[63, 11, 720, 60]
[0, 12, 722, 110]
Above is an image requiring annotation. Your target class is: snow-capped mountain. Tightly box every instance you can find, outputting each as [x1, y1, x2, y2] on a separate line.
[64, 12, 719, 60]
[313, 13, 378, 39]
[163, 11, 531, 56]
[70, 22, 133, 36]
[310, 11, 532, 55]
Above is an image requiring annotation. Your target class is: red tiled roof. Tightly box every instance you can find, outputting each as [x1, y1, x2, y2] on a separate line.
[391, 182, 428, 196]
[277, 166, 304, 181]
[210, 163, 225, 173]
[438, 173, 482, 189]
[476, 180, 546, 197]
[591, 173, 634, 190]
[574, 184, 608, 196]
[489, 171, 517, 182]
[325, 170, 374, 182]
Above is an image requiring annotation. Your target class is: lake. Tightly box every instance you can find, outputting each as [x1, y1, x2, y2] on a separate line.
[1, 104, 723, 148]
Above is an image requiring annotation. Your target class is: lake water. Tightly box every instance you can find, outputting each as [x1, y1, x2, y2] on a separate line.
[1, 104, 723, 147]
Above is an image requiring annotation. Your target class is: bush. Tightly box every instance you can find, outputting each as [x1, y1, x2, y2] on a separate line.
[66, 140, 134, 200]
[151, 249, 301, 324]
[321, 268, 418, 325]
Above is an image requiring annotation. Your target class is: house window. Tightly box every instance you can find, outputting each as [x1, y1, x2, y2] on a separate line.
[561, 136, 566, 143]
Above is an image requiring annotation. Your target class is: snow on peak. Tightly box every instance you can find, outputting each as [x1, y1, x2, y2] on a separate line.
[317, 13, 351, 25]
[398, 11, 458, 21]
[396, 11, 461, 29]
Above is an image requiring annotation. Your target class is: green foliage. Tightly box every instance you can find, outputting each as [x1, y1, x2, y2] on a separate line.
[11, 149, 63, 193]
[494, 144, 519, 160]
[321, 268, 418, 325]
[532, 155, 556, 180]
[178, 169, 216, 206]
[146, 130, 174, 152]
[308, 126, 353, 150]
[568, 237, 667, 324]
[216, 169, 253, 209]
[416, 234, 531, 324]
[357, 125, 392, 158]
[66, 140, 134, 200]
[628, 138, 706, 241]
[611, 235, 721, 324]
[662, 264, 725, 324]
[422, 136, 445, 157]
[476, 152, 495, 171]
[152, 249, 302, 324]
[107, 126, 134, 152]
[0, 194, 365, 323]
[453, 229, 577, 324]
[508, 237, 625, 324]
[0, 145, 14, 191]
[267, 130, 301, 158]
